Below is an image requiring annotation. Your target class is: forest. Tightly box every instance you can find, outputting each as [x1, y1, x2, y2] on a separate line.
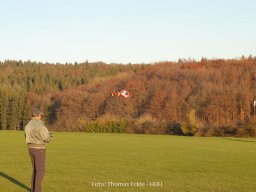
[0, 56, 256, 136]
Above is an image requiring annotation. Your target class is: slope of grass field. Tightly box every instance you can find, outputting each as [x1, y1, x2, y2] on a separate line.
[0, 131, 255, 192]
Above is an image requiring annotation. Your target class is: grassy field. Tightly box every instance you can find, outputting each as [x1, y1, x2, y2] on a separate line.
[0, 131, 255, 192]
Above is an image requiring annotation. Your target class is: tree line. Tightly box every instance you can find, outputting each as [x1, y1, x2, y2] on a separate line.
[0, 57, 256, 136]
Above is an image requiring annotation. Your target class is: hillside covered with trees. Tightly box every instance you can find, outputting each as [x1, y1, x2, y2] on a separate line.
[1, 57, 256, 136]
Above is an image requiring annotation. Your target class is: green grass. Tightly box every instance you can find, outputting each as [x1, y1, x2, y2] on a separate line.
[0, 131, 256, 192]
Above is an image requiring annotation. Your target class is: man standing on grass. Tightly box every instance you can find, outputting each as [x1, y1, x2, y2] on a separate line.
[24, 108, 52, 192]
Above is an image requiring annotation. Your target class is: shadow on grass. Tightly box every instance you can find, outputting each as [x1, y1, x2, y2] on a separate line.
[0, 172, 30, 191]
[222, 137, 256, 143]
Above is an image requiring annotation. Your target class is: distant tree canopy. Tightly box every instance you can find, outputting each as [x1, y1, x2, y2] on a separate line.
[1, 57, 256, 136]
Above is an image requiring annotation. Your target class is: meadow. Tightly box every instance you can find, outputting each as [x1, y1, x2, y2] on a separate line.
[0, 131, 255, 192]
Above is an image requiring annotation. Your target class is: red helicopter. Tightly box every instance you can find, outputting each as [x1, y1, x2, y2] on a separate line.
[111, 89, 132, 98]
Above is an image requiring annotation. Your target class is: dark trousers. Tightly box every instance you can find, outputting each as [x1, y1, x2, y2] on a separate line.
[29, 148, 46, 192]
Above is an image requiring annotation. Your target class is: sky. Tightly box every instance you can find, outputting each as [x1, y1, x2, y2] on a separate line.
[0, 0, 256, 64]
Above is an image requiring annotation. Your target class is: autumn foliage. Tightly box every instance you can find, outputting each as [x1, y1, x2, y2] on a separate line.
[1, 57, 256, 136]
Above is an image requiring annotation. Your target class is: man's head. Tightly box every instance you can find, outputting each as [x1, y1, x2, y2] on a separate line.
[32, 108, 44, 120]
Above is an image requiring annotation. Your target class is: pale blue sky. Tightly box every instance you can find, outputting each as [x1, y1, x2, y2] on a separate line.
[0, 0, 255, 64]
